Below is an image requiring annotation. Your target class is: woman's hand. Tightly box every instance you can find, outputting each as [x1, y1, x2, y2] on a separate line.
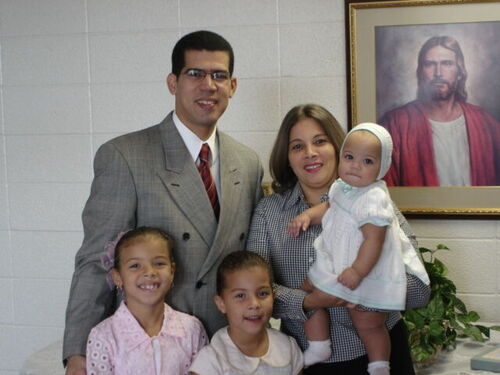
[288, 212, 311, 237]
[300, 278, 314, 292]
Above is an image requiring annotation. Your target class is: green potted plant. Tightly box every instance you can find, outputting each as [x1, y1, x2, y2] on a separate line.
[402, 244, 500, 364]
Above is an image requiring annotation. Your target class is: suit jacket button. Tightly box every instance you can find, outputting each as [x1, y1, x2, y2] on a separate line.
[196, 281, 204, 289]
[239, 233, 245, 241]
[183, 233, 190, 241]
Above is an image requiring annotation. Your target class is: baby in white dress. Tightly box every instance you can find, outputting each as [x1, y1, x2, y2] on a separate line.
[289, 123, 429, 374]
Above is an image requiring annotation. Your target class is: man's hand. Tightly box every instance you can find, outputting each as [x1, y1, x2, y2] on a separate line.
[288, 212, 311, 237]
[65, 355, 86, 375]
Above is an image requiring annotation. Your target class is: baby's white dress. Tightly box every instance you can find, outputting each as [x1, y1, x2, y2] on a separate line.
[308, 178, 429, 310]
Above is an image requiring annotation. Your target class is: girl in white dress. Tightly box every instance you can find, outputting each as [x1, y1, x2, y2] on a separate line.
[289, 123, 429, 374]
[189, 251, 304, 375]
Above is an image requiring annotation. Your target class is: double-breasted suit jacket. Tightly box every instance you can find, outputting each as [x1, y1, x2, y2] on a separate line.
[63, 112, 263, 358]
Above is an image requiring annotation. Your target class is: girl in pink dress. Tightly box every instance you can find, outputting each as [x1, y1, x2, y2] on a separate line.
[86, 227, 208, 375]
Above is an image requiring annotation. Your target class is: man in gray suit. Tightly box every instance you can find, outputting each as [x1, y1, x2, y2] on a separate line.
[64, 30, 263, 375]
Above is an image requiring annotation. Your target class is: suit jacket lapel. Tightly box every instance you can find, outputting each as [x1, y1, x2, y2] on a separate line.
[156, 114, 217, 246]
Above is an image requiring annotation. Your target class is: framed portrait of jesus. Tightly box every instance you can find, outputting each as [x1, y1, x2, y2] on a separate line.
[345, 0, 500, 217]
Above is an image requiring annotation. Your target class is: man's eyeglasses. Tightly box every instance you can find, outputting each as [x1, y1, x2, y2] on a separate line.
[182, 68, 231, 82]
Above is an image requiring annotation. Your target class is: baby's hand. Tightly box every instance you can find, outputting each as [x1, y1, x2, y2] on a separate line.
[288, 213, 311, 237]
[338, 267, 362, 290]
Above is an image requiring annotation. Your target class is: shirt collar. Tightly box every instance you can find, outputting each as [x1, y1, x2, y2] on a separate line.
[172, 112, 218, 165]
[283, 182, 329, 210]
[283, 183, 305, 211]
[113, 302, 187, 352]
[212, 327, 292, 373]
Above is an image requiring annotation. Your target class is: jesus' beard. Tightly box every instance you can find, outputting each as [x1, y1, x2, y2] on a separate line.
[421, 79, 458, 101]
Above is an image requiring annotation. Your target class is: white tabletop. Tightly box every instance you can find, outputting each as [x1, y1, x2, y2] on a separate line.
[20, 340, 65, 375]
[415, 340, 500, 375]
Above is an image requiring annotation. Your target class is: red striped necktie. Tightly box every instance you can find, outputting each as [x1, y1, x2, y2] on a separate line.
[198, 143, 220, 220]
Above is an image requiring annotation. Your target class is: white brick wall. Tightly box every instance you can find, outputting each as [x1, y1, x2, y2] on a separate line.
[410, 220, 500, 322]
[0, 0, 498, 372]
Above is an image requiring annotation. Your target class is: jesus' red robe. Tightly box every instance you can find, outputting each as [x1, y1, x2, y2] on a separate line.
[379, 100, 500, 186]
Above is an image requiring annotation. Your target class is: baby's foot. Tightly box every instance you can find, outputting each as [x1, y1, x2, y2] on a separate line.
[367, 360, 390, 375]
[303, 340, 331, 367]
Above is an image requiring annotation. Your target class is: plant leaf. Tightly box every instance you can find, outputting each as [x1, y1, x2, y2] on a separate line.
[404, 309, 426, 329]
[476, 325, 490, 338]
[408, 243, 489, 363]
[467, 311, 480, 322]
[429, 321, 445, 337]
[418, 247, 433, 254]
[452, 296, 466, 314]
[433, 258, 447, 277]
[463, 325, 486, 342]
[411, 344, 434, 363]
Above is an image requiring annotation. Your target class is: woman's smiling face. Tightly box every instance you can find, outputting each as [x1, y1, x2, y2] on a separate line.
[288, 118, 338, 198]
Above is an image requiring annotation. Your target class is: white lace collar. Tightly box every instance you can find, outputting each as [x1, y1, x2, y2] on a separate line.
[211, 327, 294, 373]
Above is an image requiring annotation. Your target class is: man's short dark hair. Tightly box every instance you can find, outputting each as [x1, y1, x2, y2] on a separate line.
[171, 30, 234, 77]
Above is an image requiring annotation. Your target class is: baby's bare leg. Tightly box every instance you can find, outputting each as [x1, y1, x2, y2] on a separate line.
[304, 308, 329, 341]
[301, 278, 329, 341]
[301, 280, 332, 366]
[350, 309, 390, 374]
[350, 309, 389, 361]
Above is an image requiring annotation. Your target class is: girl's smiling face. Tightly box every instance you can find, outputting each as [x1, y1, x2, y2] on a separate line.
[112, 235, 175, 311]
[214, 266, 273, 341]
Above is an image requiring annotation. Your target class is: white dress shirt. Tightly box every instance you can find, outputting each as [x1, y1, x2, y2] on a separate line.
[172, 112, 221, 197]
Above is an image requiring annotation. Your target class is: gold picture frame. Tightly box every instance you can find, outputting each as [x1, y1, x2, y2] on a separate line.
[345, 0, 500, 217]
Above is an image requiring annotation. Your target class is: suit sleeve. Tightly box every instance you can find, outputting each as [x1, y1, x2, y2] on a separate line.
[252, 155, 264, 209]
[63, 142, 138, 360]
